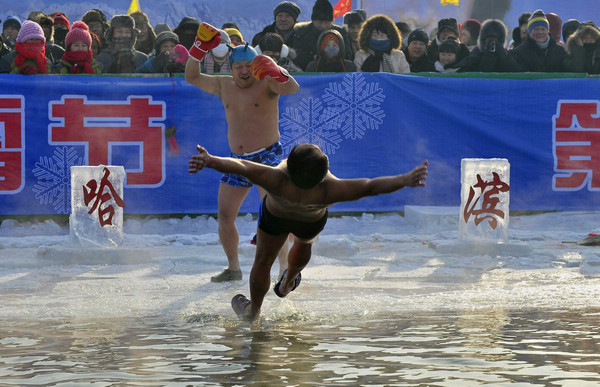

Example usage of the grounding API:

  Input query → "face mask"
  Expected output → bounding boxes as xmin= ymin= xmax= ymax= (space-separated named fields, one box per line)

xmin=369 ymin=38 xmax=391 ymax=52
xmin=323 ymin=45 xmax=340 ymax=59
xmin=212 ymin=43 xmax=229 ymax=58
xmin=54 ymin=28 xmax=67 ymax=43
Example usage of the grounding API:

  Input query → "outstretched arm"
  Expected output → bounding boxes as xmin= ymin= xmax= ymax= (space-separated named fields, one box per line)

xmin=325 ymin=161 xmax=428 ymax=203
xmin=188 ymin=145 xmax=283 ymax=191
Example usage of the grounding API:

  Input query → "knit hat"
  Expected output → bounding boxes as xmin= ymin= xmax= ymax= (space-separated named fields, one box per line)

xmin=224 ymin=28 xmax=243 ymax=43
xmin=274 ymin=1 xmax=301 ymax=22
xmin=527 ymin=10 xmax=549 ymax=35
xmin=111 ymin=14 xmax=135 ymax=30
xmin=462 ymin=19 xmax=481 ymax=41
xmin=16 ymin=20 xmax=45 ymax=43
xmin=437 ymin=18 xmax=459 ymax=37
xmin=154 ymin=23 xmax=171 ymax=35
xmin=154 ymin=31 xmax=179 ymax=52
xmin=311 ymin=0 xmax=334 ymax=22
xmin=65 ymin=21 xmax=92 ymax=49
xmin=229 ymin=42 xmax=257 ymax=64
xmin=3 ymin=16 xmax=21 ymax=31
xmin=407 ymin=28 xmax=429 ymax=45
xmin=439 ymin=37 xmax=460 ymax=54
xmin=53 ymin=13 xmax=70 ymax=30
xmin=258 ymin=33 xmax=284 ymax=53
xmin=343 ymin=11 xmax=364 ymax=25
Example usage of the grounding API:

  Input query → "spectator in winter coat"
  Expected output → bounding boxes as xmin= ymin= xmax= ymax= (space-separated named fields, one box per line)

xmin=457 ymin=19 xmax=519 ymax=73
xmin=343 ymin=10 xmax=365 ymax=57
xmin=255 ymin=32 xmax=303 ymax=73
xmin=290 ymin=0 xmax=353 ymax=70
xmin=131 ymin=11 xmax=156 ymax=55
xmin=136 ymin=31 xmax=188 ymax=74
xmin=461 ymin=19 xmax=481 ymax=51
xmin=252 ymin=1 xmax=301 ymax=47
xmin=427 ymin=18 xmax=470 ymax=65
xmin=306 ymin=29 xmax=356 ymax=72
xmin=2 ymin=16 xmax=21 ymax=51
xmin=508 ymin=12 xmax=531 ymax=49
xmin=562 ymin=19 xmax=581 ymax=45
xmin=434 ymin=38 xmax=461 ymax=73
xmin=37 ymin=14 xmax=65 ymax=72
xmin=563 ymin=22 xmax=600 ymax=74
xmin=201 ymin=30 xmax=231 ymax=74
xmin=402 ymin=28 xmax=434 ymax=72
xmin=4 ymin=20 xmax=51 ymax=74
xmin=354 ymin=14 xmax=410 ymax=73
xmin=82 ymin=9 xmax=110 ymax=49
xmin=59 ymin=21 xmax=102 ymax=74
xmin=510 ymin=10 xmax=566 ymax=73
xmin=96 ymin=14 xmax=148 ymax=73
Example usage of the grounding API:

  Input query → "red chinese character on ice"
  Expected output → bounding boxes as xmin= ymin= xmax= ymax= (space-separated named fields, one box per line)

xmin=83 ymin=167 xmax=125 ymax=227
xmin=463 ymin=172 xmax=510 ymax=230
xmin=49 ymin=96 xmax=165 ymax=187
xmin=553 ymin=101 xmax=600 ymax=191
xmin=0 ymin=96 xmax=25 ymax=193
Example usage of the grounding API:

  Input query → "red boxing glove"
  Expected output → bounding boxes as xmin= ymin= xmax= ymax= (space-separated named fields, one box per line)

xmin=188 ymin=22 xmax=221 ymax=62
xmin=251 ymin=55 xmax=289 ymax=82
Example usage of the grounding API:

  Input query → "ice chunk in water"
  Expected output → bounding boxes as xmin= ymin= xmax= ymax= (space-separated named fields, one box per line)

xmin=459 ymin=158 xmax=510 ymax=241
xmin=70 ymin=165 xmax=125 ymax=247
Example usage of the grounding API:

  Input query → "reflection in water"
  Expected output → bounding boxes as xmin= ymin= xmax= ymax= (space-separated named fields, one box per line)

xmin=1 ymin=308 xmax=600 ymax=385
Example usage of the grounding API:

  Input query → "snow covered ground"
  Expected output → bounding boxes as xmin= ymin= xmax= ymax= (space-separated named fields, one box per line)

xmin=0 ymin=209 xmax=599 ymax=323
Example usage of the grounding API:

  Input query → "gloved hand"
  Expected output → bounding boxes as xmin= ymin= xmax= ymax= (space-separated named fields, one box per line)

xmin=20 ymin=64 xmax=38 ymax=75
xmin=251 ymin=55 xmax=289 ymax=82
xmin=188 ymin=22 xmax=221 ymax=62
xmin=166 ymin=61 xmax=186 ymax=73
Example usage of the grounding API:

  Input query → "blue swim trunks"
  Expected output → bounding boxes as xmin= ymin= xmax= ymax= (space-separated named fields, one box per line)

xmin=220 ymin=141 xmax=283 ymax=188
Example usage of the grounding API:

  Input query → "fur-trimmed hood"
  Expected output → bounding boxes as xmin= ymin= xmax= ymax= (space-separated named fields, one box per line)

xmin=478 ymin=19 xmax=508 ymax=50
xmin=566 ymin=23 xmax=600 ymax=54
xmin=358 ymin=14 xmax=401 ymax=51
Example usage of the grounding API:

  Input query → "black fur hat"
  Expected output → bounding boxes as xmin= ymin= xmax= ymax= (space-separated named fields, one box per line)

xmin=478 ymin=19 xmax=507 ymax=50
xmin=437 ymin=18 xmax=459 ymax=37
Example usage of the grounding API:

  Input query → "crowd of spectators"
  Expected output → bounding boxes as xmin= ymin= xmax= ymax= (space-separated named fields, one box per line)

xmin=1 ymin=0 xmax=599 ymax=75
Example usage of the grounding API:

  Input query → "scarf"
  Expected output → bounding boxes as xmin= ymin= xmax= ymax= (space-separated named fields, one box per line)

xmin=362 ymin=49 xmax=394 ymax=73
xmin=62 ymin=51 xmax=95 ymax=74
xmin=14 ymin=42 xmax=48 ymax=74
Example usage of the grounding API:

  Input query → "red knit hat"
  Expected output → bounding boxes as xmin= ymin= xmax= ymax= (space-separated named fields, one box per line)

xmin=53 ymin=13 xmax=70 ymax=30
xmin=65 ymin=21 xmax=92 ymax=49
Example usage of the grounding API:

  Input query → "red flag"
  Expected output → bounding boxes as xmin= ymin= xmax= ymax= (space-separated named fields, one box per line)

xmin=333 ymin=0 xmax=352 ymax=18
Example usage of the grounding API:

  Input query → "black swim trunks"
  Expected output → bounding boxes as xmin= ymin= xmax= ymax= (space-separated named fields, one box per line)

xmin=258 ymin=197 xmax=328 ymax=240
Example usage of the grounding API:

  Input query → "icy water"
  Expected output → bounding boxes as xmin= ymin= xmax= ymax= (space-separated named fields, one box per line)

xmin=2 ymin=308 xmax=600 ymax=385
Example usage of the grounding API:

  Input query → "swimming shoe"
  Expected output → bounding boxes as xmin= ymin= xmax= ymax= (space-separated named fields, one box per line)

xmin=210 ymin=268 xmax=242 ymax=282
xmin=273 ymin=269 xmax=301 ymax=298
xmin=231 ymin=294 xmax=252 ymax=320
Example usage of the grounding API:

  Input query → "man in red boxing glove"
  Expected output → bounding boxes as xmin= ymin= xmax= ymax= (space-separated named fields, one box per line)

xmin=185 ymin=30 xmax=300 ymax=284
xmin=188 ymin=22 xmax=222 ymax=62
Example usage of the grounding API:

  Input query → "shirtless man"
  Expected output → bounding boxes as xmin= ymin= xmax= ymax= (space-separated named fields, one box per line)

xmin=189 ymin=143 xmax=429 ymax=321
xmin=185 ymin=23 xmax=299 ymax=282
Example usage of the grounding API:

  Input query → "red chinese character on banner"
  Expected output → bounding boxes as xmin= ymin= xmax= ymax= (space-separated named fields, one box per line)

xmin=49 ymin=96 xmax=165 ymax=187
xmin=553 ymin=101 xmax=600 ymax=191
xmin=463 ymin=172 xmax=510 ymax=230
xmin=83 ymin=167 xmax=125 ymax=227
xmin=0 ymin=96 xmax=25 ymax=193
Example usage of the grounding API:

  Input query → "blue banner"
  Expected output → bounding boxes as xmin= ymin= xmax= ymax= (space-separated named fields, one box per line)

xmin=1 ymin=72 xmax=599 ymax=215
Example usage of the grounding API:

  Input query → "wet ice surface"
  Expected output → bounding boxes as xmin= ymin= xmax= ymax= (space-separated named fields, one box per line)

xmin=1 ymin=211 xmax=600 ymax=384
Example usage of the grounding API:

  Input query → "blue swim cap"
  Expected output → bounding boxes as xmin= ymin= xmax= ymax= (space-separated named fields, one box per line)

xmin=228 ymin=42 xmax=257 ymax=65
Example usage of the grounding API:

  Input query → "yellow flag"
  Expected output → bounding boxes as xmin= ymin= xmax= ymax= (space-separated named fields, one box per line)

xmin=441 ymin=0 xmax=459 ymax=5
xmin=127 ymin=0 xmax=141 ymax=14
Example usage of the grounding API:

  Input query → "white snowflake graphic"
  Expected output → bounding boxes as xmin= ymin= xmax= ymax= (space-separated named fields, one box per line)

xmin=280 ymin=97 xmax=343 ymax=154
xmin=323 ymin=73 xmax=386 ymax=140
xmin=280 ymin=73 xmax=386 ymax=154
xmin=32 ymin=146 xmax=84 ymax=214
